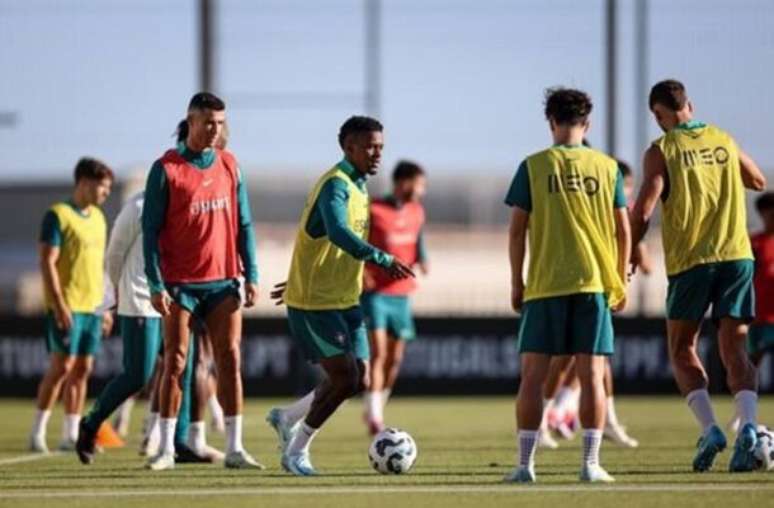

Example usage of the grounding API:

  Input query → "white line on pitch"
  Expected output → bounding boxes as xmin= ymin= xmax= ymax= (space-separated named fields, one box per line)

xmin=0 ymin=451 xmax=61 ymax=467
xmin=2 ymin=484 xmax=774 ymax=498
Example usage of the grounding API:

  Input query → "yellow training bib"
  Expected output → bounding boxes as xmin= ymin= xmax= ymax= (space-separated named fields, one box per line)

xmin=655 ymin=124 xmax=752 ymax=275
xmin=524 ymin=146 xmax=625 ymax=306
xmin=44 ymin=202 xmax=106 ymax=312
xmin=284 ymin=165 xmax=370 ymax=310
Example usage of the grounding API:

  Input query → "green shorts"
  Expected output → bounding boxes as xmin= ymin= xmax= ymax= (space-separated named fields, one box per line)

xmin=45 ymin=311 xmax=102 ymax=356
xmin=287 ymin=306 xmax=370 ymax=362
xmin=167 ymin=279 xmax=241 ymax=319
xmin=360 ymin=292 xmax=416 ymax=340
xmin=666 ymin=260 xmax=754 ymax=322
xmin=517 ymin=293 xmax=613 ymax=356
xmin=747 ymin=323 xmax=774 ymax=356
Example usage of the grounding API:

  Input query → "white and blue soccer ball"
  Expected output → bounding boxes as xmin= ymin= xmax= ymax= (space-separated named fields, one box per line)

xmin=754 ymin=425 xmax=774 ymax=471
xmin=368 ymin=428 xmax=418 ymax=474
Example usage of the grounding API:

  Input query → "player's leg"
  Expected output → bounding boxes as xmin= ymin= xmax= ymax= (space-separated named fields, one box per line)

xmin=506 ymin=352 xmax=550 ymax=483
xmin=77 ymin=316 xmax=161 ymax=464
xmin=668 ymin=319 xmax=726 ymax=471
xmin=147 ymin=303 xmax=193 ymax=469
xmin=30 ymin=353 xmax=74 ymax=452
xmin=60 ymin=354 xmax=94 ymax=450
xmin=198 ymin=333 xmax=225 ymax=433
xmin=539 ymin=355 xmax=573 ymax=447
xmin=378 ymin=295 xmax=414 ymax=422
xmin=184 ymin=329 xmax=224 ymax=461
xmin=719 ymin=318 xmax=758 ymax=471
xmin=204 ymin=295 xmax=262 ymax=469
xmin=713 ymin=259 xmax=758 ymax=471
xmin=172 ymin=329 xmax=210 ymax=463
xmin=602 ymin=358 xmax=638 ymax=447
xmin=666 ymin=263 xmax=726 ymax=471
xmin=552 ymin=365 xmax=581 ymax=439
xmin=382 ymin=335 xmax=406 ymax=395
xmin=282 ymin=307 xmax=368 ymax=475
xmin=570 ymin=293 xmax=615 ymax=482
xmin=140 ymin=354 xmax=163 ymax=456
xmin=364 ymin=328 xmax=388 ymax=434
xmin=283 ymin=353 xmax=362 ymax=475
xmin=576 ymin=353 xmax=614 ymax=482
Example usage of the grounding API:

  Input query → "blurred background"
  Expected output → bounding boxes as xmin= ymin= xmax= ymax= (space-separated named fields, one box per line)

xmin=1 ymin=0 xmax=773 ymax=395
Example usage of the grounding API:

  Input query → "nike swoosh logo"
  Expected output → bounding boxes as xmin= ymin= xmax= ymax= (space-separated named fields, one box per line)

xmin=203 ymin=179 xmax=213 ymax=186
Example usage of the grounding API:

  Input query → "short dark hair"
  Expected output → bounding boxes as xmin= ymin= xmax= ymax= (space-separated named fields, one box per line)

xmin=756 ymin=192 xmax=774 ymax=212
xmin=175 ymin=119 xmax=188 ymax=143
xmin=74 ymin=157 xmax=113 ymax=183
xmin=649 ymin=79 xmax=688 ymax=111
xmin=392 ymin=160 xmax=425 ymax=183
xmin=338 ymin=115 xmax=383 ymax=149
xmin=188 ymin=91 xmax=225 ymax=112
xmin=617 ymin=159 xmax=632 ymax=178
xmin=544 ymin=87 xmax=593 ymax=126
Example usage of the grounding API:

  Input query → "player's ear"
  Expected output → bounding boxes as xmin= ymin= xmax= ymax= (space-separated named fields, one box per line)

xmin=583 ymin=119 xmax=591 ymax=134
xmin=686 ymin=100 xmax=694 ymax=115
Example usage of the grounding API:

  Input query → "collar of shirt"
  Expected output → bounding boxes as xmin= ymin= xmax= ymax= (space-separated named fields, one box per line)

xmin=177 ymin=141 xmax=216 ymax=169
xmin=675 ymin=120 xmax=707 ymax=130
xmin=551 ymin=143 xmax=585 ymax=149
xmin=382 ymin=193 xmax=405 ymax=209
xmin=337 ymin=158 xmax=368 ymax=191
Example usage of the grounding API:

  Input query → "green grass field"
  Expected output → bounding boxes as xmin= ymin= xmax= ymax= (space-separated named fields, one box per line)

xmin=0 ymin=397 xmax=772 ymax=508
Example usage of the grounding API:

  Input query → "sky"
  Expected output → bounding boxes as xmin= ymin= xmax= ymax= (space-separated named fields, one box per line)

xmin=1 ymin=0 xmax=773 ymax=181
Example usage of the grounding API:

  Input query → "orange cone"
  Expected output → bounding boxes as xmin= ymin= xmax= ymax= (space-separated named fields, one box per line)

xmin=95 ymin=421 xmax=126 ymax=448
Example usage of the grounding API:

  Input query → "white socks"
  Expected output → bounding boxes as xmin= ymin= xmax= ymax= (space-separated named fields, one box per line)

xmin=224 ymin=415 xmax=244 ymax=454
xmin=582 ymin=429 xmax=603 ymax=467
xmin=145 ymin=412 xmax=160 ymax=442
xmin=208 ymin=395 xmax=224 ymax=427
xmin=606 ymin=396 xmax=619 ymax=427
xmin=686 ymin=389 xmax=718 ymax=435
xmin=734 ymin=390 xmax=758 ymax=428
xmin=31 ymin=409 xmax=51 ymax=439
xmin=286 ymin=422 xmax=318 ymax=456
xmin=540 ymin=399 xmax=553 ymax=430
xmin=281 ymin=391 xmax=315 ymax=425
xmin=366 ymin=391 xmax=384 ymax=422
xmin=517 ymin=430 xmax=538 ymax=470
xmin=382 ymin=388 xmax=392 ymax=407
xmin=62 ymin=414 xmax=80 ymax=442
xmin=188 ymin=421 xmax=207 ymax=452
xmin=159 ymin=418 xmax=177 ymax=455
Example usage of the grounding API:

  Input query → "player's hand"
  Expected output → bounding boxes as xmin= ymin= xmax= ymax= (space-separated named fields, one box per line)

xmin=151 ymin=291 xmax=172 ymax=316
xmin=363 ymin=270 xmax=376 ymax=291
xmin=611 ymin=295 xmax=627 ymax=313
xmin=54 ymin=303 xmax=73 ymax=331
xmin=386 ymin=259 xmax=415 ymax=280
xmin=101 ymin=311 xmax=114 ymax=338
xmin=511 ymin=283 xmax=524 ymax=313
xmin=418 ymin=260 xmax=430 ymax=276
xmin=270 ymin=281 xmax=287 ymax=306
xmin=244 ymin=282 xmax=259 ymax=308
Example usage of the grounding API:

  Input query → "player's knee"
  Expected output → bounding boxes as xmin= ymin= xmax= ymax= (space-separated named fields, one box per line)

xmin=163 ymin=353 xmax=187 ymax=379
xmin=216 ymin=346 xmax=240 ymax=375
xmin=70 ymin=364 xmax=91 ymax=380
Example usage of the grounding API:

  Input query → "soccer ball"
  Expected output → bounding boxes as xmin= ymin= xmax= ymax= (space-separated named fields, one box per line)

xmin=753 ymin=425 xmax=774 ymax=471
xmin=368 ymin=428 xmax=417 ymax=474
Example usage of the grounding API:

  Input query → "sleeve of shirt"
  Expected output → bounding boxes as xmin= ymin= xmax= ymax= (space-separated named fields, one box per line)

xmin=106 ymin=198 xmax=140 ymax=289
xmin=318 ymin=178 xmax=393 ymax=268
xmin=613 ymin=164 xmax=627 ymax=209
xmin=141 ymin=161 xmax=168 ymax=294
xmin=39 ymin=210 xmax=62 ymax=246
xmin=504 ymin=160 xmax=531 ymax=212
xmin=416 ymin=229 xmax=428 ymax=263
xmin=236 ymin=168 xmax=259 ymax=284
